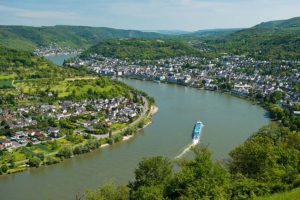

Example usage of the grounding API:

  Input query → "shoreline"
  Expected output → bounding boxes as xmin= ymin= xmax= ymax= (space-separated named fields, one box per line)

xmin=120 ymin=105 xmax=159 ymax=142
xmin=124 ymin=77 xmax=265 ymax=109
xmin=1 ymin=100 xmax=158 ymax=176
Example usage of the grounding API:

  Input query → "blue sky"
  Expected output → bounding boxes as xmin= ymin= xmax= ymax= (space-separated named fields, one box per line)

xmin=0 ymin=0 xmax=299 ymax=31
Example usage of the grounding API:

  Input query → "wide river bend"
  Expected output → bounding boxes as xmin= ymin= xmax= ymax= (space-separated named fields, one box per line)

xmin=0 ymin=56 xmax=269 ymax=200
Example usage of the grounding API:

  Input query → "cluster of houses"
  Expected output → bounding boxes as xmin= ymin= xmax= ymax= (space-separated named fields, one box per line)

xmin=0 ymin=97 xmax=144 ymax=150
xmin=65 ymin=54 xmax=300 ymax=108
xmin=34 ymin=44 xmax=83 ymax=57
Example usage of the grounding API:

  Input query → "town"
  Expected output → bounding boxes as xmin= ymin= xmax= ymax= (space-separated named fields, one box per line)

xmin=34 ymin=43 xmax=83 ymax=57
xmin=0 ymin=96 xmax=144 ymax=150
xmin=65 ymin=54 xmax=300 ymax=108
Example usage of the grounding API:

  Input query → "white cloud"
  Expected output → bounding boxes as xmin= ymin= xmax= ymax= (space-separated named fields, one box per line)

xmin=0 ymin=0 xmax=299 ymax=30
xmin=0 ymin=4 xmax=79 ymax=20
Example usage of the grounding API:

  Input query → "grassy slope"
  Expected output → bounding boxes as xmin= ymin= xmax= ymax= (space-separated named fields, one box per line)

xmin=0 ymin=45 xmax=84 ymax=81
xmin=255 ymin=188 xmax=300 ymax=200
xmin=81 ymin=38 xmax=200 ymax=60
xmin=0 ymin=45 xmax=132 ymax=105
xmin=0 ymin=25 xmax=163 ymax=51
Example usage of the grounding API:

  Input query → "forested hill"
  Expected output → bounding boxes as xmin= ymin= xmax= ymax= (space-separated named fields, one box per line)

xmin=207 ymin=17 xmax=300 ymax=60
xmin=0 ymin=45 xmax=85 ymax=80
xmin=0 ymin=25 xmax=163 ymax=51
xmin=81 ymin=38 xmax=200 ymax=60
xmin=0 ymin=45 xmax=135 ymax=104
xmin=253 ymin=17 xmax=300 ymax=29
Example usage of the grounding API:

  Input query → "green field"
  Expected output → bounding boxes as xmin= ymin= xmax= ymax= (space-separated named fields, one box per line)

xmin=255 ymin=188 xmax=300 ymax=200
xmin=14 ymin=76 xmax=131 ymax=102
xmin=0 ymin=74 xmax=16 ymax=80
xmin=0 ymin=79 xmax=13 ymax=89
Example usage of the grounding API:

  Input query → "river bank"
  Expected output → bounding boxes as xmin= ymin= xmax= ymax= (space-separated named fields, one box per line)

xmin=0 ymin=97 xmax=157 ymax=176
xmin=126 ymin=77 xmax=263 ymax=106
xmin=0 ymin=55 xmax=270 ymax=200
xmin=119 ymin=105 xmax=159 ymax=142
xmin=0 ymin=78 xmax=269 ymax=200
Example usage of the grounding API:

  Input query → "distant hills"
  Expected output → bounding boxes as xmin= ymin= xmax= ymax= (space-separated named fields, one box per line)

xmin=0 ymin=25 xmax=162 ymax=51
xmin=0 ymin=17 xmax=300 ymax=60
xmin=80 ymin=17 xmax=300 ymax=61
xmin=147 ymin=29 xmax=242 ymax=37
xmin=253 ymin=17 xmax=300 ymax=29
xmin=81 ymin=38 xmax=200 ymax=61
xmin=186 ymin=28 xmax=242 ymax=37
xmin=207 ymin=17 xmax=300 ymax=59
xmin=145 ymin=30 xmax=191 ymax=35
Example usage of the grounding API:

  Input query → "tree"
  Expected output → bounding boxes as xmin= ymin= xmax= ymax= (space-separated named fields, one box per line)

xmin=57 ymin=147 xmax=73 ymax=159
xmin=45 ymin=156 xmax=60 ymax=165
xmin=228 ymin=124 xmax=300 ymax=195
xmin=85 ymin=182 xmax=129 ymax=200
xmin=129 ymin=156 xmax=172 ymax=199
xmin=270 ymin=91 xmax=284 ymax=103
xmin=26 ymin=141 xmax=33 ymax=147
xmin=8 ymin=158 xmax=15 ymax=168
xmin=130 ymin=186 xmax=163 ymax=200
xmin=28 ymin=157 xmax=41 ymax=167
xmin=269 ymin=104 xmax=284 ymax=120
xmin=165 ymin=147 xmax=229 ymax=199
xmin=1 ymin=164 xmax=8 ymax=173
xmin=137 ymin=121 xmax=144 ymax=129
xmin=36 ymin=152 xmax=45 ymax=161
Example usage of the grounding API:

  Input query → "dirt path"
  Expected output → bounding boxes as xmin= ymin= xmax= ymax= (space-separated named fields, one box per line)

xmin=12 ymin=80 xmax=20 ymax=92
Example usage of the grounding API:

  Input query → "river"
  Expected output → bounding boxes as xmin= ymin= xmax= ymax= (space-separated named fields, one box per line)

xmin=44 ymin=53 xmax=78 ymax=65
xmin=0 ymin=55 xmax=269 ymax=200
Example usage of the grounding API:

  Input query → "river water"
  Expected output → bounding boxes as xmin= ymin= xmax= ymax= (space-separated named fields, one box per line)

xmin=0 ymin=55 xmax=269 ymax=200
xmin=45 ymin=53 xmax=78 ymax=65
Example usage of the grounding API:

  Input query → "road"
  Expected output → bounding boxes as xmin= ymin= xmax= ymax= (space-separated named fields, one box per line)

xmin=92 ymin=96 xmax=149 ymax=139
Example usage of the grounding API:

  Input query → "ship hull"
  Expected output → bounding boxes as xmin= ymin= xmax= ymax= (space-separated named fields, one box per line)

xmin=192 ymin=121 xmax=203 ymax=143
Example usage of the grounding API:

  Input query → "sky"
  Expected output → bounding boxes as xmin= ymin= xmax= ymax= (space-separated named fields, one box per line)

xmin=0 ymin=0 xmax=299 ymax=31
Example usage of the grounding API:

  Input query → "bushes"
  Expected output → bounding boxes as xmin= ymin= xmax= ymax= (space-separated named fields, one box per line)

xmin=86 ymin=182 xmax=129 ymax=200
xmin=36 ymin=152 xmax=45 ymax=161
xmin=124 ymin=127 xmax=136 ymax=136
xmin=137 ymin=121 xmax=145 ymax=129
xmin=1 ymin=164 xmax=8 ymax=173
xmin=228 ymin=124 xmax=300 ymax=196
xmin=57 ymin=147 xmax=73 ymax=159
xmin=28 ymin=157 xmax=41 ymax=167
xmin=85 ymin=139 xmax=101 ymax=150
xmin=130 ymin=156 xmax=173 ymax=189
xmin=165 ymin=147 xmax=230 ymax=199
xmin=55 ymin=141 xmax=98 ymax=159
xmin=112 ymin=135 xmax=123 ymax=143
xmin=45 ymin=156 xmax=60 ymax=165
xmin=73 ymin=145 xmax=89 ymax=155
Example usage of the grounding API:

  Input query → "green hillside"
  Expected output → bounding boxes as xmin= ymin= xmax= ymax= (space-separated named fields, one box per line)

xmin=0 ymin=25 xmax=163 ymax=51
xmin=0 ymin=45 xmax=137 ymax=106
xmin=0 ymin=45 xmax=84 ymax=81
xmin=255 ymin=188 xmax=300 ymax=200
xmin=254 ymin=17 xmax=300 ymax=29
xmin=207 ymin=17 xmax=300 ymax=60
xmin=81 ymin=38 xmax=200 ymax=60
